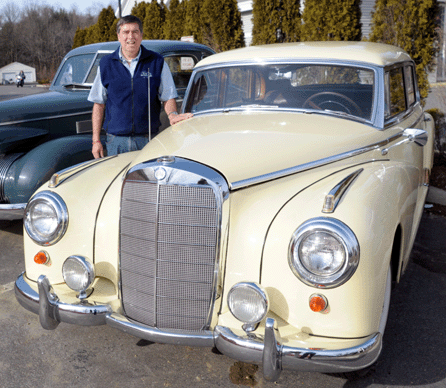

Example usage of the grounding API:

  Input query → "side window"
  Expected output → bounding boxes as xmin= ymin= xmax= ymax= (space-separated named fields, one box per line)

xmin=164 ymin=55 xmax=198 ymax=99
xmin=385 ymin=67 xmax=406 ymax=118
xmin=404 ymin=65 xmax=416 ymax=107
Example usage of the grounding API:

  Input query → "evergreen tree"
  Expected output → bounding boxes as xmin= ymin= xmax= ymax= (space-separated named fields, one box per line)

xmin=164 ymin=0 xmax=185 ymax=40
xmin=203 ymin=0 xmax=245 ymax=52
xmin=183 ymin=0 xmax=210 ymax=44
xmin=72 ymin=26 xmax=86 ymax=48
xmin=131 ymin=1 xmax=148 ymax=22
xmin=369 ymin=0 xmax=438 ymax=100
xmin=143 ymin=0 xmax=166 ymax=39
xmin=281 ymin=0 xmax=301 ymax=43
xmin=301 ymin=0 xmax=361 ymax=41
xmin=252 ymin=0 xmax=282 ymax=45
xmin=252 ymin=0 xmax=301 ymax=45
xmin=96 ymin=6 xmax=117 ymax=42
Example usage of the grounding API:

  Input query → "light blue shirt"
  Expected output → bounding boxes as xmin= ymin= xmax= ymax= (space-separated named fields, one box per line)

xmin=88 ymin=47 xmax=178 ymax=105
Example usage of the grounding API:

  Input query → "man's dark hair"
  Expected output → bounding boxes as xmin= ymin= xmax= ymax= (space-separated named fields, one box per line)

xmin=117 ymin=15 xmax=143 ymax=35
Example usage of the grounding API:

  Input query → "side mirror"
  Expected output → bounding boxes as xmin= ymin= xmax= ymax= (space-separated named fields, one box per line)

xmin=382 ymin=128 xmax=428 ymax=155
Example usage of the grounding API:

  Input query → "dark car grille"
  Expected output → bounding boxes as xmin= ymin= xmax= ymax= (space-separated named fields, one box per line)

xmin=0 ymin=153 xmax=23 ymax=202
xmin=120 ymin=168 xmax=221 ymax=331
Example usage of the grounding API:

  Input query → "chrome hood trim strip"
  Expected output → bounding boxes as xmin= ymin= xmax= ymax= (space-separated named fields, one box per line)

xmin=0 ymin=110 xmax=92 ymax=127
xmin=231 ymin=132 xmax=402 ymax=191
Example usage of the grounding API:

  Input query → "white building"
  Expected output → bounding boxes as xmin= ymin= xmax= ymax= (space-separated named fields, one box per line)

xmin=0 ymin=62 xmax=36 ymax=85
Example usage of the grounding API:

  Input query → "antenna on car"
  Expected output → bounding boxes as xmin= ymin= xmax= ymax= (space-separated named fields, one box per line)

xmin=148 ymin=71 xmax=151 ymax=142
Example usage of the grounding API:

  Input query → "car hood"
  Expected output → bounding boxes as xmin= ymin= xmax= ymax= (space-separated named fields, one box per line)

xmin=0 ymin=90 xmax=92 ymax=125
xmin=131 ymin=111 xmax=385 ymax=187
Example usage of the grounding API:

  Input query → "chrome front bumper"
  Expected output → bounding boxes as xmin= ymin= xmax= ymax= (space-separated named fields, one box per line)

xmin=15 ymin=273 xmax=382 ymax=381
xmin=0 ymin=203 xmax=26 ymax=220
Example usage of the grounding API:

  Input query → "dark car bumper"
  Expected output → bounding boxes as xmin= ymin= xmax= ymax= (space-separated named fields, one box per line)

xmin=15 ymin=273 xmax=382 ymax=381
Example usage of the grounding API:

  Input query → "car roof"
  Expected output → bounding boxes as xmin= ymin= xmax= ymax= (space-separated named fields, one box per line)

xmin=66 ymin=40 xmax=214 ymax=56
xmin=195 ymin=41 xmax=412 ymax=68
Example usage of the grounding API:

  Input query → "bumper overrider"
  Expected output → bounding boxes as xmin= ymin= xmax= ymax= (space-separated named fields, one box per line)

xmin=15 ymin=273 xmax=382 ymax=381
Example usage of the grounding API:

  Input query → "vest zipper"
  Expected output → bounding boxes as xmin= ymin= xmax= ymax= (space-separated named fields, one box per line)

xmin=131 ymin=76 xmax=135 ymax=135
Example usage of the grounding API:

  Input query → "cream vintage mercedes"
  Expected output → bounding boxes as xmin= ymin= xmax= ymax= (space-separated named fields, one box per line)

xmin=15 ymin=42 xmax=434 ymax=381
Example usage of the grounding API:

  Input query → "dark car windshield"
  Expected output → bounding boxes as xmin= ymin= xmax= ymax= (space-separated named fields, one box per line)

xmin=53 ymin=52 xmax=110 ymax=87
xmin=52 ymin=52 xmax=199 ymax=98
xmin=185 ymin=64 xmax=375 ymax=121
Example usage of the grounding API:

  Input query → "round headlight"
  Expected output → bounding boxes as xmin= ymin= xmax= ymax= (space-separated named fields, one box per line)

xmin=227 ymin=282 xmax=269 ymax=325
xmin=24 ymin=191 xmax=68 ymax=246
xmin=289 ymin=217 xmax=359 ymax=288
xmin=62 ymin=256 xmax=95 ymax=296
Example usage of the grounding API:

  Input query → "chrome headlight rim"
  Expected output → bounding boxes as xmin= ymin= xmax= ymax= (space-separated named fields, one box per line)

xmin=227 ymin=282 xmax=269 ymax=325
xmin=288 ymin=217 xmax=359 ymax=289
xmin=24 ymin=191 xmax=68 ymax=246
xmin=62 ymin=255 xmax=95 ymax=294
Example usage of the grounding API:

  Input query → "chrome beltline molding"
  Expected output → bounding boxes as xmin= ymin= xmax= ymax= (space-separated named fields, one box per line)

xmin=0 ymin=110 xmax=92 ymax=127
xmin=231 ymin=132 xmax=402 ymax=191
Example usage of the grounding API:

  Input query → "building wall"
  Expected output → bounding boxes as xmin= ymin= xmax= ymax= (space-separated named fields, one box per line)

xmin=0 ymin=62 xmax=36 ymax=84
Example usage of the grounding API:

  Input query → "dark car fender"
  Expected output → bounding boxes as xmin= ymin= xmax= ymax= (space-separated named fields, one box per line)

xmin=4 ymin=135 xmax=94 ymax=204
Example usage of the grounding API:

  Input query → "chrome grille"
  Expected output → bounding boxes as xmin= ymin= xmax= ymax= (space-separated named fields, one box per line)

xmin=0 ymin=153 xmax=23 ymax=202
xmin=120 ymin=159 xmax=225 ymax=331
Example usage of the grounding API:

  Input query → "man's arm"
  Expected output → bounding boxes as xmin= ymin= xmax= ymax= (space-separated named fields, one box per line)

xmin=164 ymin=98 xmax=193 ymax=125
xmin=92 ymin=103 xmax=105 ymax=158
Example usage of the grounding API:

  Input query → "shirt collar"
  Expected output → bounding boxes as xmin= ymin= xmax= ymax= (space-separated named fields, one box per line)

xmin=118 ymin=47 xmax=141 ymax=64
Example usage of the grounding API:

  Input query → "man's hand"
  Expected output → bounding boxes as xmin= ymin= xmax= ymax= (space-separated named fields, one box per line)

xmin=92 ymin=141 xmax=104 ymax=159
xmin=169 ymin=112 xmax=193 ymax=126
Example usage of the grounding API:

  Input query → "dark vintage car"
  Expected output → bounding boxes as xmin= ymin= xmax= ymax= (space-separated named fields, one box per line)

xmin=0 ymin=40 xmax=214 ymax=220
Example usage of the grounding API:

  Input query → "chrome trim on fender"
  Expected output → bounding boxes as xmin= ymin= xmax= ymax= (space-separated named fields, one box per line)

xmin=0 ymin=110 xmax=92 ymax=127
xmin=48 ymin=155 xmax=118 ymax=188
xmin=322 ymin=169 xmax=364 ymax=213
xmin=0 ymin=203 xmax=26 ymax=220
xmin=231 ymin=133 xmax=401 ymax=190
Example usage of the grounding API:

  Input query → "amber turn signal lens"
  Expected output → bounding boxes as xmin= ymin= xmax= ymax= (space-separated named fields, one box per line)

xmin=34 ymin=251 xmax=49 ymax=265
xmin=309 ymin=294 xmax=328 ymax=313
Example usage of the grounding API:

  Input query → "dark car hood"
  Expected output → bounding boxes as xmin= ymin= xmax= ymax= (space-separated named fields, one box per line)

xmin=0 ymin=126 xmax=49 ymax=153
xmin=0 ymin=89 xmax=93 ymax=125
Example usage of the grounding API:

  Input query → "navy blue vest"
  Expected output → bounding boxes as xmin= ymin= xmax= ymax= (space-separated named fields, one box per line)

xmin=100 ymin=46 xmax=164 ymax=136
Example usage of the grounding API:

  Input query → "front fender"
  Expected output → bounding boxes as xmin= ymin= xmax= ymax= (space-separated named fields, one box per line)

xmin=4 ymin=135 xmax=94 ymax=204
xmin=261 ymin=160 xmax=418 ymax=339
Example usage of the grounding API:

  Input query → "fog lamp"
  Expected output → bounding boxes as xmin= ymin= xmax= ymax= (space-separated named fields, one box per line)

xmin=62 ymin=255 xmax=95 ymax=300
xmin=228 ymin=282 xmax=269 ymax=329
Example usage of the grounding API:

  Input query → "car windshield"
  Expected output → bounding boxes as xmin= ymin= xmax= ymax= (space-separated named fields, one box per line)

xmin=52 ymin=52 xmax=199 ymax=97
xmin=52 ymin=52 xmax=110 ymax=87
xmin=185 ymin=63 xmax=375 ymax=121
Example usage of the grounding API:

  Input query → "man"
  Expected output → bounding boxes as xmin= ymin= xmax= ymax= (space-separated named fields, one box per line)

xmin=88 ymin=15 xmax=192 ymax=158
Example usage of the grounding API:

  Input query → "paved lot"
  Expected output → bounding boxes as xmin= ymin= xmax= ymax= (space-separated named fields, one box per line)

xmin=1 ymin=83 xmax=446 ymax=388
xmin=1 ymin=213 xmax=446 ymax=388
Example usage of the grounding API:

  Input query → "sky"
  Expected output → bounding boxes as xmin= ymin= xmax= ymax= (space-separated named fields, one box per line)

xmin=14 ymin=0 xmax=114 ymax=15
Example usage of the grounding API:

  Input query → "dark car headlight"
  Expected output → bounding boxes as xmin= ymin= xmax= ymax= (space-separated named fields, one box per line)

xmin=24 ymin=191 xmax=68 ymax=246
xmin=288 ymin=217 xmax=359 ymax=288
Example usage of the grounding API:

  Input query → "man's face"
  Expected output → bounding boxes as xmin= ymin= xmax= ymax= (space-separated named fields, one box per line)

xmin=117 ymin=22 xmax=143 ymax=58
